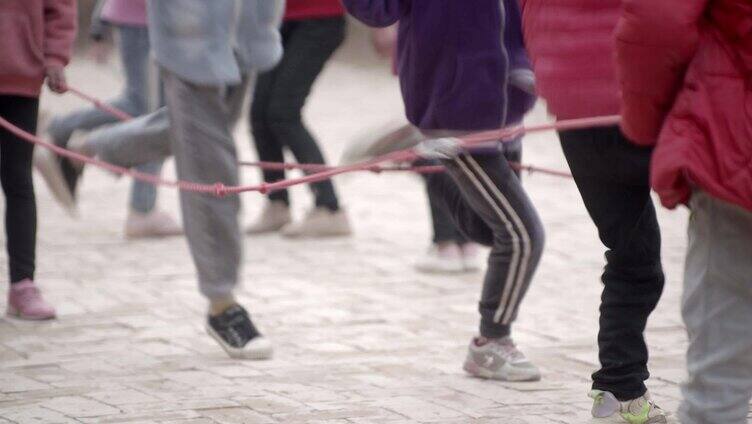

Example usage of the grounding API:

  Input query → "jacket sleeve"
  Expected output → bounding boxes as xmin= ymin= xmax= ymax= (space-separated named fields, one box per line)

xmin=43 ymin=0 xmax=78 ymax=68
xmin=342 ymin=0 xmax=404 ymax=27
xmin=615 ymin=0 xmax=709 ymax=145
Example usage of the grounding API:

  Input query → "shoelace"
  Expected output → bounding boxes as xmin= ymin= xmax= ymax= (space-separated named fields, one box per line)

xmin=491 ymin=340 xmax=525 ymax=363
xmin=592 ymin=392 xmax=606 ymax=407
xmin=222 ymin=309 xmax=254 ymax=347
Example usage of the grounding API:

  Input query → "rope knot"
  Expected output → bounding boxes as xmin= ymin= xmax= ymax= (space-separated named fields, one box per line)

xmin=258 ymin=183 xmax=269 ymax=195
xmin=213 ymin=183 xmax=228 ymax=198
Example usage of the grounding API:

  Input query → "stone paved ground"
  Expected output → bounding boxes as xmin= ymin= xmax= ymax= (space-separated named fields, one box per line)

xmin=1 ymin=27 xmax=746 ymax=424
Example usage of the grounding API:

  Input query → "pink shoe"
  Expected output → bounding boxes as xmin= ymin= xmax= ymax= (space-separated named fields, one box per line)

xmin=7 ymin=280 xmax=56 ymax=320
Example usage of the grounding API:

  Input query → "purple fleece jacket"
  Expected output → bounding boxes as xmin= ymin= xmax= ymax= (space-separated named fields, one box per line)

xmin=343 ymin=0 xmax=535 ymax=131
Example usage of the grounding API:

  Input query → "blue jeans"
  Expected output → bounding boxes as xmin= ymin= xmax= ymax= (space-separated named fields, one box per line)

xmin=47 ymin=25 xmax=162 ymax=213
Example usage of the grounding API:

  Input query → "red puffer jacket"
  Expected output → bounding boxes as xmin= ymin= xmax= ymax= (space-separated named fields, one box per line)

xmin=285 ymin=0 xmax=345 ymax=21
xmin=520 ymin=0 xmax=622 ymax=120
xmin=616 ymin=0 xmax=752 ymax=211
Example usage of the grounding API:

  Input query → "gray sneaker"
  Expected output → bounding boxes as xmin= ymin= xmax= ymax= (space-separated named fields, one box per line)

xmin=246 ymin=201 xmax=292 ymax=235
xmin=463 ymin=336 xmax=541 ymax=382
xmin=340 ymin=124 xmax=424 ymax=164
xmin=589 ymin=390 xmax=668 ymax=423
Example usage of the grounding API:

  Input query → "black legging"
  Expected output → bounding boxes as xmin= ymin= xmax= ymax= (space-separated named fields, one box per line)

xmin=250 ymin=17 xmax=346 ymax=211
xmin=0 ymin=95 xmax=38 ymax=284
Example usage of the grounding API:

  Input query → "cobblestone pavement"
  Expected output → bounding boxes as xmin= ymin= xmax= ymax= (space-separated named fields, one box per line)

xmin=1 ymin=30 xmax=746 ymax=424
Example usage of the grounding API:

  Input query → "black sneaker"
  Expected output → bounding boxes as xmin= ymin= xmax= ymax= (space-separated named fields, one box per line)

xmin=60 ymin=157 xmax=82 ymax=198
xmin=33 ymin=148 xmax=77 ymax=214
xmin=206 ymin=305 xmax=273 ymax=360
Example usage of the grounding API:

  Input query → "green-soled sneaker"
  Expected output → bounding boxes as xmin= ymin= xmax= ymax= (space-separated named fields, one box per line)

xmin=589 ymin=390 xmax=668 ymax=423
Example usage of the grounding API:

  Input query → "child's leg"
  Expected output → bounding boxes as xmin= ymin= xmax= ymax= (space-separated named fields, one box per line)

xmin=48 ymin=25 xmax=152 ymax=145
xmin=416 ymin=159 xmax=468 ymax=246
xmin=261 ymin=18 xmax=346 ymax=212
xmin=427 ymin=188 xmax=467 ymax=245
xmin=428 ymin=150 xmax=545 ymax=337
xmin=250 ymin=60 xmax=289 ymax=206
xmin=0 ymin=95 xmax=38 ymax=284
xmin=559 ymin=126 xmax=665 ymax=401
xmin=680 ymin=191 xmax=752 ymax=424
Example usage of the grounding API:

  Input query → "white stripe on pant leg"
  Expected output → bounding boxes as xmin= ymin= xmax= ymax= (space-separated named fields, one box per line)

xmin=465 ymin=155 xmax=532 ymax=324
xmin=454 ymin=155 xmax=522 ymax=325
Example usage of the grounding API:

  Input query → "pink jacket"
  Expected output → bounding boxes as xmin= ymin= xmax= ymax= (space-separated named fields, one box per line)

xmin=520 ymin=0 xmax=621 ymax=120
xmin=0 ymin=0 xmax=77 ymax=97
xmin=101 ymin=0 xmax=147 ymax=27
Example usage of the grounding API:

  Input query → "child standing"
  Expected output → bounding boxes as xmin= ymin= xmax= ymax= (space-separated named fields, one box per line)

xmin=0 ymin=0 xmax=76 ymax=319
xmin=521 ymin=0 xmax=669 ymax=421
xmin=616 ymin=1 xmax=752 ymax=422
xmin=247 ymin=0 xmax=352 ymax=238
xmin=344 ymin=0 xmax=546 ymax=381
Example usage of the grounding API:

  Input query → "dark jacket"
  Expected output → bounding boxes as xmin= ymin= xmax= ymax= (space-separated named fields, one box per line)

xmin=343 ymin=0 xmax=535 ymax=131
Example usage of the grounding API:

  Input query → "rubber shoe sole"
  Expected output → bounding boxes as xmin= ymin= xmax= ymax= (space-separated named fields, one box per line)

xmin=463 ymin=359 xmax=542 ymax=382
xmin=6 ymin=305 xmax=56 ymax=321
xmin=205 ymin=323 xmax=273 ymax=360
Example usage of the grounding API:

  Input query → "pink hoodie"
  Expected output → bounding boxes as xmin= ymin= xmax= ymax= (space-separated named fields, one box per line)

xmin=0 ymin=0 xmax=77 ymax=97
xmin=100 ymin=0 xmax=147 ymax=27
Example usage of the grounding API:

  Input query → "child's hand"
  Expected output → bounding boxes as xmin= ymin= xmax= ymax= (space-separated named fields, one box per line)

xmin=371 ymin=26 xmax=398 ymax=59
xmin=45 ymin=65 xmax=68 ymax=93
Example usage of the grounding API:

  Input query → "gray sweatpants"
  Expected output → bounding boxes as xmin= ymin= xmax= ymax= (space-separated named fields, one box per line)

xmin=92 ymin=80 xmax=248 ymax=170
xmin=163 ymin=70 xmax=250 ymax=300
xmin=92 ymin=108 xmax=172 ymax=168
xmin=679 ymin=191 xmax=752 ymax=424
xmin=91 ymin=70 xmax=249 ymax=300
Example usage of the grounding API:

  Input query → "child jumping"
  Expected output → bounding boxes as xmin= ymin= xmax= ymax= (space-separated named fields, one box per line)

xmin=0 ymin=0 xmax=76 ymax=319
xmin=343 ymin=0 xmax=546 ymax=381
xmin=37 ymin=0 xmax=182 ymax=239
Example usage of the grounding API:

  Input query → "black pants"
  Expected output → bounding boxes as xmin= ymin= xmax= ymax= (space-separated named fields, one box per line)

xmin=422 ymin=144 xmax=522 ymax=245
xmin=251 ymin=17 xmax=346 ymax=211
xmin=0 ymin=95 xmax=38 ymax=284
xmin=559 ymin=126 xmax=665 ymax=401
xmin=426 ymin=149 xmax=545 ymax=338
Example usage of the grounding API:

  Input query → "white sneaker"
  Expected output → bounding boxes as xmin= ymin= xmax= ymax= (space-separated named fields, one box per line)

xmin=124 ymin=210 xmax=183 ymax=239
xmin=280 ymin=207 xmax=352 ymax=239
xmin=589 ymin=390 xmax=668 ymax=423
xmin=415 ymin=243 xmax=466 ymax=274
xmin=463 ymin=336 xmax=541 ymax=382
xmin=340 ymin=123 xmax=424 ymax=165
xmin=246 ymin=200 xmax=292 ymax=235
